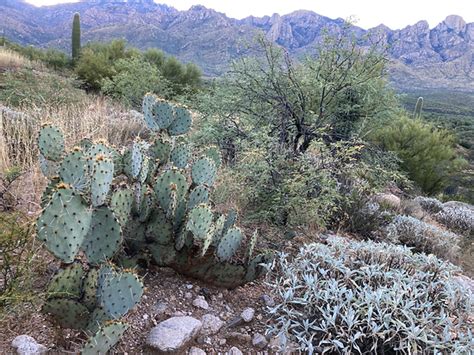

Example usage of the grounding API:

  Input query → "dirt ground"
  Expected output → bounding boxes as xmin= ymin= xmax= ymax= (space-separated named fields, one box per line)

xmin=0 ymin=255 xmax=283 ymax=354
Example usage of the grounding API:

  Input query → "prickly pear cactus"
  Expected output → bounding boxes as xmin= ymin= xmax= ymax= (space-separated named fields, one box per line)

xmin=37 ymin=186 xmax=92 ymax=263
xmin=81 ymin=322 xmax=128 ymax=355
xmin=36 ymin=94 xmax=271 ymax=351
xmin=38 ymin=124 xmax=65 ymax=162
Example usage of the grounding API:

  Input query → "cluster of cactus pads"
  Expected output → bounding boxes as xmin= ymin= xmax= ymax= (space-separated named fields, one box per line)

xmin=36 ymin=94 xmax=270 ymax=352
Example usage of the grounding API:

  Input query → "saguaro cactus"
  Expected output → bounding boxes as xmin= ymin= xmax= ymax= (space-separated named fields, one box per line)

xmin=413 ymin=97 xmax=423 ymax=119
xmin=72 ymin=12 xmax=81 ymax=62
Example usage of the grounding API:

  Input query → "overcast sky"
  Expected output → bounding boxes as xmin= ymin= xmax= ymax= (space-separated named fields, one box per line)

xmin=24 ymin=0 xmax=474 ymax=30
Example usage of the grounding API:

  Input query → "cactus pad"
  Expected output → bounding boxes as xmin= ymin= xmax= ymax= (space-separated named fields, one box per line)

xmin=43 ymin=299 xmax=90 ymax=329
xmin=187 ymin=185 xmax=210 ymax=210
xmin=38 ymin=124 xmax=65 ymax=162
xmin=202 ymin=146 xmax=222 ymax=169
xmin=110 ymin=188 xmax=134 ymax=226
xmin=47 ymin=263 xmax=84 ymax=299
xmin=37 ymin=188 xmax=92 ymax=263
xmin=82 ymin=207 xmax=122 ymax=265
xmin=145 ymin=209 xmax=173 ymax=245
xmin=191 ymin=157 xmax=217 ymax=186
xmin=98 ymin=269 xmax=143 ymax=319
xmin=154 ymin=169 xmax=188 ymax=212
xmin=81 ymin=322 xmax=128 ymax=355
xmin=186 ymin=204 xmax=214 ymax=241
xmin=153 ymin=99 xmax=175 ymax=129
xmin=39 ymin=154 xmax=59 ymax=178
xmin=149 ymin=136 xmax=171 ymax=164
xmin=246 ymin=229 xmax=258 ymax=262
xmin=148 ymin=243 xmax=177 ymax=265
xmin=217 ymin=227 xmax=243 ymax=262
xmin=170 ymin=140 xmax=191 ymax=169
xmin=91 ymin=155 xmax=114 ymax=207
xmin=82 ymin=268 xmax=99 ymax=310
xmin=59 ymin=149 xmax=88 ymax=188
xmin=142 ymin=93 xmax=160 ymax=131
xmin=168 ymin=106 xmax=192 ymax=136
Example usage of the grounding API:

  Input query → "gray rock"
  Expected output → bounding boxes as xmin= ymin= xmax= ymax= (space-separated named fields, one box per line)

xmin=189 ymin=346 xmax=206 ymax=355
xmin=147 ymin=316 xmax=202 ymax=352
xmin=185 ymin=292 xmax=193 ymax=299
xmin=153 ymin=301 xmax=168 ymax=315
xmin=193 ymin=296 xmax=209 ymax=310
xmin=252 ymin=333 xmax=268 ymax=349
xmin=260 ymin=294 xmax=275 ymax=307
xmin=11 ymin=335 xmax=47 ymax=355
xmin=225 ymin=332 xmax=252 ymax=342
xmin=228 ymin=346 xmax=243 ymax=355
xmin=240 ymin=307 xmax=255 ymax=322
xmin=201 ymin=314 xmax=224 ymax=335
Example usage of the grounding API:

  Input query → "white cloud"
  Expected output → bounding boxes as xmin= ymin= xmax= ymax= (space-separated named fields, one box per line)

xmin=25 ymin=0 xmax=474 ymax=29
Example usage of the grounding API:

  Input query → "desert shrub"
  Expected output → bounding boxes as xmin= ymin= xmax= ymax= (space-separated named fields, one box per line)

xmin=434 ymin=202 xmax=474 ymax=236
xmin=101 ymin=57 xmax=170 ymax=107
xmin=5 ymin=40 xmax=69 ymax=70
xmin=386 ymin=215 xmax=460 ymax=262
xmin=0 ymin=213 xmax=39 ymax=308
xmin=0 ymin=68 xmax=86 ymax=108
xmin=267 ymin=236 xmax=473 ymax=354
xmin=413 ymin=196 xmax=444 ymax=214
xmin=75 ymin=40 xmax=201 ymax=97
xmin=370 ymin=115 xmax=465 ymax=195
xmin=334 ymin=190 xmax=394 ymax=238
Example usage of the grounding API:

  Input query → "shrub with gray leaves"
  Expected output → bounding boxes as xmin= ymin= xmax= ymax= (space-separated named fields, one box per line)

xmin=266 ymin=237 xmax=472 ymax=354
xmin=413 ymin=196 xmax=443 ymax=214
xmin=434 ymin=203 xmax=474 ymax=236
xmin=386 ymin=215 xmax=460 ymax=262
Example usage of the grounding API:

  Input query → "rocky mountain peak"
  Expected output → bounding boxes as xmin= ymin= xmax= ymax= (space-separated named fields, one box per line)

xmin=443 ymin=15 xmax=466 ymax=33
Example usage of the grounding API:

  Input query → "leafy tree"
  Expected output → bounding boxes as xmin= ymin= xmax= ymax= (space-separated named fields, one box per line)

xmin=370 ymin=115 xmax=465 ymax=194
xmin=192 ymin=31 xmax=401 ymax=228
xmin=71 ymin=13 xmax=81 ymax=62
xmin=101 ymin=57 xmax=170 ymax=107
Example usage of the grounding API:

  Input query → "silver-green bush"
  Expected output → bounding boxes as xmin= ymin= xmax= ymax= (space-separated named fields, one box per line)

xmin=435 ymin=203 xmax=474 ymax=236
xmin=266 ymin=236 xmax=472 ymax=354
xmin=386 ymin=215 xmax=460 ymax=262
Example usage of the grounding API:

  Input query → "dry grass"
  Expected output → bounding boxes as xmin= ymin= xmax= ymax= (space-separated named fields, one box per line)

xmin=0 ymin=96 xmax=146 ymax=214
xmin=0 ymin=48 xmax=31 ymax=71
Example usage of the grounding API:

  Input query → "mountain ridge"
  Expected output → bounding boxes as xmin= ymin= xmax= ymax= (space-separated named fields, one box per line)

xmin=1 ymin=0 xmax=473 ymax=91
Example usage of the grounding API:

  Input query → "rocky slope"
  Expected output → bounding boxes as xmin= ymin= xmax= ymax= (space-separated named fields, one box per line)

xmin=1 ymin=0 xmax=473 ymax=90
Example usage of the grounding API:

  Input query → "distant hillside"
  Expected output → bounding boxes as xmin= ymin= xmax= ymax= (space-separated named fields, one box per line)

xmin=1 ymin=0 xmax=473 ymax=91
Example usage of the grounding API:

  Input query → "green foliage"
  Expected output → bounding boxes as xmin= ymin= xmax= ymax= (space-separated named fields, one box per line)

xmin=5 ymin=40 xmax=69 ymax=70
xmin=72 ymin=13 xmax=81 ymax=62
xmin=0 ymin=213 xmax=39 ymax=309
xmin=0 ymin=68 xmax=86 ymax=108
xmin=191 ymin=34 xmax=402 ymax=230
xmin=75 ymin=40 xmax=201 ymax=102
xmin=101 ymin=57 xmax=170 ymax=107
xmin=267 ymin=236 xmax=473 ymax=354
xmin=370 ymin=115 xmax=465 ymax=195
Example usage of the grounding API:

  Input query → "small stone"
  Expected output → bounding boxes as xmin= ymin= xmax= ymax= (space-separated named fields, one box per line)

xmin=186 ymin=284 xmax=194 ymax=290
xmin=193 ymin=296 xmax=209 ymax=310
xmin=189 ymin=346 xmax=206 ymax=355
xmin=225 ymin=332 xmax=252 ymax=342
xmin=260 ymin=294 xmax=275 ymax=307
xmin=185 ymin=292 xmax=193 ymax=299
xmin=218 ymin=339 xmax=227 ymax=346
xmin=252 ymin=333 xmax=268 ymax=349
xmin=240 ymin=307 xmax=255 ymax=322
xmin=201 ymin=314 xmax=225 ymax=335
xmin=228 ymin=346 xmax=243 ymax=355
xmin=143 ymin=314 xmax=149 ymax=320
xmin=11 ymin=335 xmax=47 ymax=355
xmin=147 ymin=316 xmax=202 ymax=352
xmin=256 ymin=314 xmax=263 ymax=321
xmin=217 ymin=293 xmax=223 ymax=299
xmin=153 ymin=302 xmax=168 ymax=315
